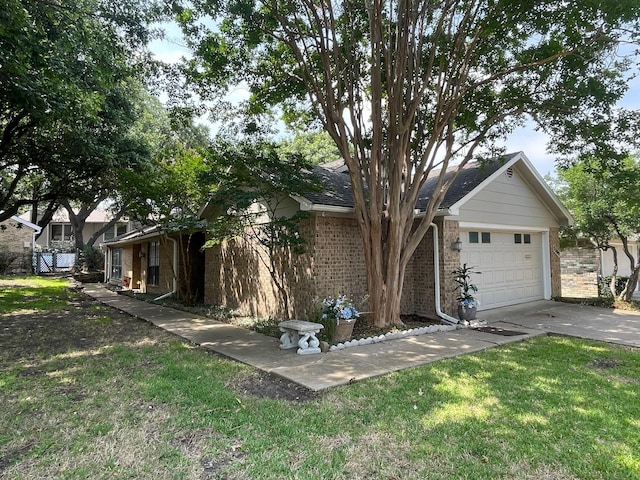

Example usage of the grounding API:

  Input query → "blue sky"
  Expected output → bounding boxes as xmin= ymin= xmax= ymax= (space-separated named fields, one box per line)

xmin=149 ymin=25 xmax=638 ymax=179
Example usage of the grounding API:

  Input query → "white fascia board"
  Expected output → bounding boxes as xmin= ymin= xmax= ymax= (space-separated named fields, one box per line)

xmin=291 ymin=195 xmax=354 ymax=214
xmin=413 ymin=207 xmax=458 ymax=218
xmin=291 ymin=195 xmax=314 ymax=211
xmin=197 ymin=202 xmax=211 ymax=219
xmin=309 ymin=204 xmax=354 ymax=214
xmin=9 ymin=215 xmax=42 ymax=233
xmin=103 ymin=227 xmax=162 ymax=247
xmin=458 ymin=222 xmax=550 ymax=232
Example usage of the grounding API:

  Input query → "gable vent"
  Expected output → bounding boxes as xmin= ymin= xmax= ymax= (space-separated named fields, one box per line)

xmin=505 ymin=167 xmax=514 ymax=179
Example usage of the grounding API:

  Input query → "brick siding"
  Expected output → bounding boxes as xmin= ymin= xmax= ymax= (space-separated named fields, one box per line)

xmin=203 ymin=213 xmax=461 ymax=321
xmin=0 ymin=219 xmax=36 ymax=273
xmin=560 ymin=246 xmax=599 ymax=298
xmin=204 ymin=218 xmax=315 ymax=318
xmin=312 ymin=216 xmax=368 ymax=310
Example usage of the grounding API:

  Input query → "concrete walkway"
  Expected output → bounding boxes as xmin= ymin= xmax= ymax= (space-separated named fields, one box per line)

xmin=82 ymin=284 xmax=640 ymax=391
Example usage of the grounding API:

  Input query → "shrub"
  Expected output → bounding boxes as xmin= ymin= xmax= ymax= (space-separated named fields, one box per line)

xmin=598 ymin=275 xmax=629 ymax=297
xmin=0 ymin=245 xmax=21 ymax=274
xmin=77 ymin=245 xmax=104 ymax=271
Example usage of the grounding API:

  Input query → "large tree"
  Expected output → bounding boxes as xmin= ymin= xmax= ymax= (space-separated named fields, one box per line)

xmin=176 ymin=0 xmax=640 ymax=326
xmin=556 ymin=156 xmax=640 ymax=301
xmin=0 ymin=0 xmax=160 ymax=222
xmin=125 ymin=101 xmax=212 ymax=305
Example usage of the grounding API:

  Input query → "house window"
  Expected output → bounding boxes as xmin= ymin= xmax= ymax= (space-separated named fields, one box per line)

xmin=148 ymin=241 xmax=160 ymax=285
xmin=104 ymin=224 xmax=128 ymax=241
xmin=469 ymin=232 xmax=479 ymax=243
xmin=524 ymin=234 xmax=531 ymax=244
xmin=111 ymin=248 xmax=122 ymax=280
xmin=481 ymin=232 xmax=491 ymax=243
xmin=514 ymin=233 xmax=522 ymax=244
xmin=51 ymin=224 xmax=73 ymax=241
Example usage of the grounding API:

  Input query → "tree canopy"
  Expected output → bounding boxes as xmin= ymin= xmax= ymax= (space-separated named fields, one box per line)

xmin=202 ymin=136 xmax=319 ymax=317
xmin=0 ymin=0 xmax=161 ymax=223
xmin=278 ymin=131 xmax=341 ymax=166
xmin=556 ymin=156 xmax=640 ymax=300
xmin=173 ymin=0 xmax=640 ymax=326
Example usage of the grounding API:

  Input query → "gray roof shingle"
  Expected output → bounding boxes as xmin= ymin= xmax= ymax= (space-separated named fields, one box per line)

xmin=305 ymin=152 xmax=520 ymax=211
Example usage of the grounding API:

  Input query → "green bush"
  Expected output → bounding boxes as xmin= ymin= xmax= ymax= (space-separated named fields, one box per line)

xmin=76 ymin=245 xmax=104 ymax=271
xmin=0 ymin=245 xmax=21 ymax=274
xmin=599 ymin=276 xmax=629 ymax=297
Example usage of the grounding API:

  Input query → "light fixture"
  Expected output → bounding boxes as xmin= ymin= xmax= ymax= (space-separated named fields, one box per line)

xmin=452 ymin=237 xmax=462 ymax=252
xmin=139 ymin=250 xmax=145 ymax=258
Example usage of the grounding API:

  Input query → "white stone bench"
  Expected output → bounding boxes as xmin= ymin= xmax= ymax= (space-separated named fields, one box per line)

xmin=278 ymin=320 xmax=324 ymax=355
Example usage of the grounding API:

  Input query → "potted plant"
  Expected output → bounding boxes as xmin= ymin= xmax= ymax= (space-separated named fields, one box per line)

xmin=320 ymin=295 xmax=360 ymax=342
xmin=453 ymin=263 xmax=480 ymax=321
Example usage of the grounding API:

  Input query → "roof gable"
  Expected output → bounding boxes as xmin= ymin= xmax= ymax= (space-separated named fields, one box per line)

xmin=297 ymin=152 xmax=573 ymax=225
xmin=3 ymin=215 xmax=42 ymax=233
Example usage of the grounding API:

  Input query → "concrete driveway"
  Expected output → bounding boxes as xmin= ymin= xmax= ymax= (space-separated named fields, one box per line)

xmin=481 ymin=300 xmax=640 ymax=348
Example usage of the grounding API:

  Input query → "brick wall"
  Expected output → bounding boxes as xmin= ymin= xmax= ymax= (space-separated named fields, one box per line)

xmin=312 ymin=215 xmax=368 ymax=310
xmin=560 ymin=246 xmax=599 ymax=298
xmin=202 ymin=213 xmax=462 ymax=321
xmin=204 ymin=217 xmax=315 ymax=318
xmin=0 ymin=219 xmax=36 ymax=273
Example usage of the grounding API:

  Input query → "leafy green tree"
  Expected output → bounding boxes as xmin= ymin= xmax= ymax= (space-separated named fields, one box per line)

xmin=203 ymin=136 xmax=320 ymax=318
xmin=175 ymin=0 xmax=640 ymax=326
xmin=0 ymin=0 xmax=160 ymax=222
xmin=125 ymin=102 xmax=212 ymax=305
xmin=557 ymin=156 xmax=640 ymax=300
xmin=279 ymin=131 xmax=341 ymax=166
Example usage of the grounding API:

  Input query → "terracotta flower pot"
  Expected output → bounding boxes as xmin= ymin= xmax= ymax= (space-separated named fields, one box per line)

xmin=334 ymin=320 xmax=356 ymax=342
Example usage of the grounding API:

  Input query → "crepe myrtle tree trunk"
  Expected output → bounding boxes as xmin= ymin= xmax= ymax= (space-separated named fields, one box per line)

xmin=364 ymin=224 xmax=407 ymax=328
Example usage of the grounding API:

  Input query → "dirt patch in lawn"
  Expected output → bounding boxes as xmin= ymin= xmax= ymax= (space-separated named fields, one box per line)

xmin=0 ymin=288 xmax=318 ymax=403
xmin=232 ymin=370 xmax=319 ymax=402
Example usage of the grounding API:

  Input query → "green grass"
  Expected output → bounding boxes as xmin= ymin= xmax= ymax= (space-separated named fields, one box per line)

xmin=1 ymin=278 xmax=639 ymax=479
xmin=0 ymin=276 xmax=73 ymax=314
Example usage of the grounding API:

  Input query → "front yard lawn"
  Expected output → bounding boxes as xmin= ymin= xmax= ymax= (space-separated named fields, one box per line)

xmin=1 ymin=277 xmax=639 ymax=479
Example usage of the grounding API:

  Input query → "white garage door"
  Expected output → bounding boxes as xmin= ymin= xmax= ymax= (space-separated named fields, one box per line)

xmin=460 ymin=230 xmax=545 ymax=310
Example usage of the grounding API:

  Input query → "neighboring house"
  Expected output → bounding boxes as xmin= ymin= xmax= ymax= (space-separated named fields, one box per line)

xmin=201 ymin=151 xmax=573 ymax=321
xmin=20 ymin=208 xmax=132 ymax=250
xmin=600 ymin=239 xmax=640 ymax=283
xmin=102 ymin=226 xmax=206 ymax=302
xmin=0 ymin=215 xmax=41 ymax=273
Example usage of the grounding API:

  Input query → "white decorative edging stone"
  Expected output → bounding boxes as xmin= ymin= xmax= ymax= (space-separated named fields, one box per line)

xmin=328 ymin=323 xmax=458 ymax=352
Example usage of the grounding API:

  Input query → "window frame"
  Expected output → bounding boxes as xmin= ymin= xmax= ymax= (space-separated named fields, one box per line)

xmin=51 ymin=224 xmax=73 ymax=241
xmin=111 ymin=248 xmax=123 ymax=280
xmin=148 ymin=240 xmax=160 ymax=286
xmin=104 ymin=223 xmax=128 ymax=241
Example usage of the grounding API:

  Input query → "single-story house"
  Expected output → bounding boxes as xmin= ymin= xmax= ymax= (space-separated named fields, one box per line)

xmin=101 ymin=226 xmax=206 ymax=302
xmin=0 ymin=215 xmax=41 ymax=273
xmin=201 ymin=151 xmax=573 ymax=321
